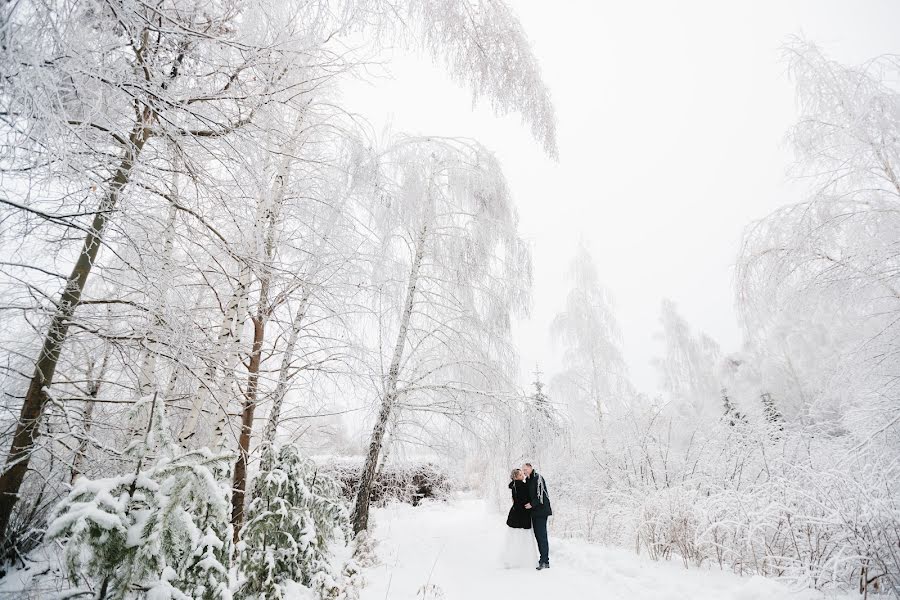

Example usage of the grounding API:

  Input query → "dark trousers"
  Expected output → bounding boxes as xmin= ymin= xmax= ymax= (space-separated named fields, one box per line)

xmin=532 ymin=515 xmax=549 ymax=564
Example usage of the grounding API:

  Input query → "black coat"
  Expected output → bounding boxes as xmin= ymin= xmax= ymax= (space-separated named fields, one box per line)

xmin=526 ymin=471 xmax=552 ymax=517
xmin=506 ymin=480 xmax=532 ymax=529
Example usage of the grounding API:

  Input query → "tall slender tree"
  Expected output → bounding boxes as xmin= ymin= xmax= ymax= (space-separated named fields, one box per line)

xmin=350 ymin=137 xmax=531 ymax=532
xmin=551 ymin=244 xmax=634 ymax=429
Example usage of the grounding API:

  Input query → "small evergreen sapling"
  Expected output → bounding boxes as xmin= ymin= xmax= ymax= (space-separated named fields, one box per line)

xmin=46 ymin=394 xmax=234 ymax=599
xmin=237 ymin=444 xmax=350 ymax=600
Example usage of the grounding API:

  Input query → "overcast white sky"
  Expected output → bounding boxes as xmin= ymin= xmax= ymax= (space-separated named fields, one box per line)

xmin=341 ymin=1 xmax=900 ymax=395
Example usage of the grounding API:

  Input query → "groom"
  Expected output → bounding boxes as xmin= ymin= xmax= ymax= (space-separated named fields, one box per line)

xmin=523 ymin=462 xmax=552 ymax=570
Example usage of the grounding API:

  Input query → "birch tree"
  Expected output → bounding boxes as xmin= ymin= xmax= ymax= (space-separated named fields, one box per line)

xmin=737 ymin=40 xmax=900 ymax=443
xmin=225 ymin=109 xmax=371 ymax=539
xmin=0 ymin=0 xmax=343 ymax=548
xmin=0 ymin=0 xmax=558 ymax=554
xmin=653 ymin=299 xmax=722 ymax=423
xmin=349 ymin=136 xmax=531 ymax=532
xmin=551 ymin=244 xmax=634 ymax=430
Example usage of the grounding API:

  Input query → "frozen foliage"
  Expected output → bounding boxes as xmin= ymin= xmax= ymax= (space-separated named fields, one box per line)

xmin=46 ymin=401 xmax=233 ymax=599
xmin=536 ymin=284 xmax=900 ymax=597
xmin=528 ymin=43 xmax=900 ymax=599
xmin=342 ymin=0 xmax=557 ymax=156
xmin=237 ymin=444 xmax=350 ymax=600
xmin=734 ymin=42 xmax=900 ymax=595
xmin=543 ymin=404 xmax=900 ymax=594
xmin=738 ymin=40 xmax=900 ymax=438
xmin=551 ymin=244 xmax=634 ymax=430
xmin=0 ymin=0 xmax=554 ymax=559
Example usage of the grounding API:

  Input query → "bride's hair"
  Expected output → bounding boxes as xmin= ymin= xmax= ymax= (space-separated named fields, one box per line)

xmin=510 ymin=468 xmax=522 ymax=480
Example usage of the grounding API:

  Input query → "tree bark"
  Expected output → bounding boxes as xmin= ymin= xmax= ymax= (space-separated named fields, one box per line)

xmin=230 ymin=152 xmax=286 ymax=539
xmin=351 ymin=220 xmax=428 ymax=534
xmin=231 ymin=313 xmax=265 ymax=541
xmin=261 ymin=289 xmax=311 ymax=447
xmin=0 ymin=121 xmax=151 ymax=543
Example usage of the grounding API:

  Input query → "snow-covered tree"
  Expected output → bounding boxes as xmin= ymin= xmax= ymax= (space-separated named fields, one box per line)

xmin=237 ymin=444 xmax=349 ymax=600
xmin=349 ymin=136 xmax=531 ymax=533
xmin=737 ymin=40 xmax=900 ymax=443
xmin=653 ymin=299 xmax=722 ymax=423
xmin=551 ymin=244 xmax=634 ymax=430
xmin=46 ymin=395 xmax=234 ymax=599
xmin=522 ymin=367 xmax=563 ymax=462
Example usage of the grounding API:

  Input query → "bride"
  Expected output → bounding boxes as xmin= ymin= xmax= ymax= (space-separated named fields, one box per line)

xmin=501 ymin=468 xmax=537 ymax=569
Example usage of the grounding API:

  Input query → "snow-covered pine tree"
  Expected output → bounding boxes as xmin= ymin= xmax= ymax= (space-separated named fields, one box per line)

xmin=142 ymin=450 xmax=235 ymax=600
xmin=46 ymin=395 xmax=234 ymax=599
xmin=720 ymin=388 xmax=746 ymax=427
xmin=531 ymin=367 xmax=555 ymax=424
xmin=759 ymin=392 xmax=784 ymax=431
xmin=237 ymin=444 xmax=350 ymax=600
xmin=524 ymin=367 xmax=563 ymax=462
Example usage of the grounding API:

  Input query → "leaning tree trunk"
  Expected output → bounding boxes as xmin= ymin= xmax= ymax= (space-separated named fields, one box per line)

xmin=261 ymin=289 xmax=311 ymax=447
xmin=0 ymin=120 xmax=151 ymax=543
xmin=260 ymin=189 xmax=349 ymax=447
xmin=351 ymin=220 xmax=428 ymax=534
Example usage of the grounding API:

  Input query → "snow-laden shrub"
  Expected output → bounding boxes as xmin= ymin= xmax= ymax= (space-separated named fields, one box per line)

xmin=46 ymin=447 xmax=234 ymax=599
xmin=236 ymin=444 xmax=351 ymax=600
xmin=544 ymin=412 xmax=900 ymax=597
xmin=335 ymin=532 xmax=375 ymax=600
xmin=321 ymin=459 xmax=451 ymax=507
xmin=637 ymin=487 xmax=704 ymax=567
xmin=350 ymin=530 xmax=377 ymax=569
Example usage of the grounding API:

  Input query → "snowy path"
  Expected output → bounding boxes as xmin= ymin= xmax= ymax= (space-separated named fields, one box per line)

xmin=361 ymin=496 xmax=838 ymax=600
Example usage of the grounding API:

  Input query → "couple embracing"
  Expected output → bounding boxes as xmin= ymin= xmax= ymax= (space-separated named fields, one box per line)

xmin=503 ymin=462 xmax=552 ymax=570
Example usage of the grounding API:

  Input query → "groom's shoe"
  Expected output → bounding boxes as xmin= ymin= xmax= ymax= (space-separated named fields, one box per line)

xmin=536 ymin=562 xmax=549 ymax=570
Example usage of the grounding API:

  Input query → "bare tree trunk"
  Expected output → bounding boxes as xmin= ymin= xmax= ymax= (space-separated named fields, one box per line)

xmin=351 ymin=220 xmax=428 ymax=534
xmin=261 ymin=289 xmax=311 ymax=446
xmin=230 ymin=152 xmax=288 ymax=539
xmin=0 ymin=120 xmax=151 ymax=542
xmin=127 ymin=200 xmax=179 ymax=439
xmin=231 ymin=312 xmax=265 ymax=541
xmin=260 ymin=188 xmax=349 ymax=447
xmin=69 ymin=399 xmax=96 ymax=485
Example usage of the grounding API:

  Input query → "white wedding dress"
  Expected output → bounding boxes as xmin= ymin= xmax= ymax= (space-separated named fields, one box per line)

xmin=500 ymin=526 xmax=537 ymax=569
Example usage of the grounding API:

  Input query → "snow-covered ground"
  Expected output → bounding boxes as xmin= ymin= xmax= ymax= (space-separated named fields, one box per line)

xmin=360 ymin=496 xmax=851 ymax=600
xmin=0 ymin=495 xmax=864 ymax=599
